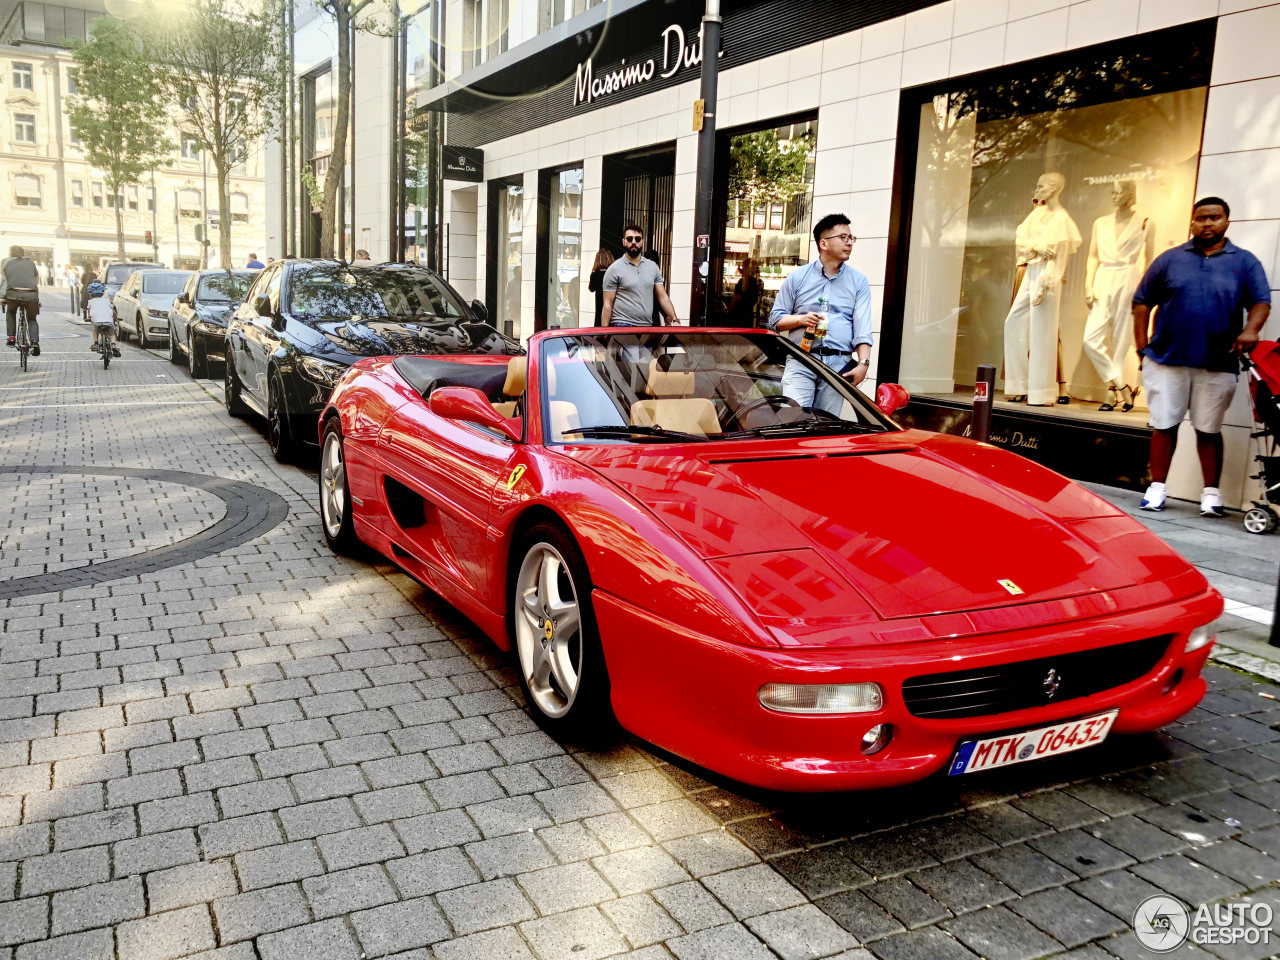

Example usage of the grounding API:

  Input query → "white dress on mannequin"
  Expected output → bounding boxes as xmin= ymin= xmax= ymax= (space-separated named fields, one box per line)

xmin=1003 ymin=205 xmax=1082 ymax=405
xmin=1082 ymin=210 xmax=1148 ymax=387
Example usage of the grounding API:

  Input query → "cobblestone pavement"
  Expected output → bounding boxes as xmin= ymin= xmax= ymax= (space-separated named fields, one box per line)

xmin=1 ymin=296 xmax=1278 ymax=960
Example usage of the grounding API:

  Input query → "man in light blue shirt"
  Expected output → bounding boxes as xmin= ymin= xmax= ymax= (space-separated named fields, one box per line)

xmin=768 ymin=213 xmax=873 ymax=414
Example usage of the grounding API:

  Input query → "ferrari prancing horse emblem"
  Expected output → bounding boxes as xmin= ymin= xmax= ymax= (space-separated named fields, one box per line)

xmin=998 ymin=579 xmax=1024 ymax=596
xmin=1043 ymin=668 xmax=1061 ymax=699
xmin=505 ymin=464 xmax=527 ymax=491
xmin=543 ymin=619 xmax=554 ymax=642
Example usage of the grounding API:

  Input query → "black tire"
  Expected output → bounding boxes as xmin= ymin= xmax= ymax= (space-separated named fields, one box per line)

xmin=102 ymin=340 xmax=110 ymax=370
xmin=136 ymin=316 xmax=146 ymax=348
xmin=509 ymin=522 xmax=614 ymax=740
xmin=113 ymin=311 xmax=125 ymax=341
xmin=267 ymin=367 xmax=297 ymax=463
xmin=319 ymin=418 xmax=358 ymax=553
xmin=224 ymin=349 xmax=250 ymax=417
xmin=189 ymin=330 xmax=208 ymax=379
xmin=168 ymin=323 xmax=183 ymax=364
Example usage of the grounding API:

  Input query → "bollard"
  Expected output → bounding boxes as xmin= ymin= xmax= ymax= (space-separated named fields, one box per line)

xmin=972 ymin=364 xmax=996 ymax=443
xmin=1271 ymin=564 xmax=1280 ymax=647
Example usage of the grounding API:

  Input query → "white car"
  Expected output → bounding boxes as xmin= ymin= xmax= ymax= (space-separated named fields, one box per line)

xmin=114 ymin=269 xmax=192 ymax=346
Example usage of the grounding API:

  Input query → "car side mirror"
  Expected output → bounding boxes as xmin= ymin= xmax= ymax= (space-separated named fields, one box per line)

xmin=875 ymin=383 xmax=911 ymax=416
xmin=428 ymin=386 xmax=521 ymax=442
xmin=253 ymin=293 xmax=272 ymax=317
xmin=469 ymin=299 xmax=488 ymax=322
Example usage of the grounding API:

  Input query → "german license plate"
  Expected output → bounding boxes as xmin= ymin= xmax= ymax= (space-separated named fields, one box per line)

xmin=947 ymin=710 xmax=1118 ymax=776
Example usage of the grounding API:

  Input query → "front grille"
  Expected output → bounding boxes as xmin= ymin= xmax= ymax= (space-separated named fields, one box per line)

xmin=901 ymin=635 xmax=1173 ymax=719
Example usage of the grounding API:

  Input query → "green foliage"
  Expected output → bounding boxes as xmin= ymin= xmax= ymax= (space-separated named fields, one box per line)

xmin=300 ymin=164 xmax=324 ymax=208
xmin=727 ymin=129 xmax=816 ymax=208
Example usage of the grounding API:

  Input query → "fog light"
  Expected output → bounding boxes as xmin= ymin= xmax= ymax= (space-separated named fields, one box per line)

xmin=1162 ymin=668 xmax=1184 ymax=695
xmin=861 ymin=724 xmax=893 ymax=756
xmin=1185 ymin=625 xmax=1215 ymax=653
xmin=758 ymin=682 xmax=883 ymax=715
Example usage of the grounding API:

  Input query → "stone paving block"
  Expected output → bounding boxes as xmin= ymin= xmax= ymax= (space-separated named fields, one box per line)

xmin=865 ymin=926 xmax=980 ymax=960
xmin=0 ymin=897 xmax=47 ymax=947
xmin=255 ymin=744 xmax=329 ymax=779
xmin=959 ymin=803 xmax=1052 ymax=845
xmin=702 ymin=864 xmax=809 ymax=921
xmin=667 ymin=921 xmax=776 ymax=960
xmin=428 ymin=742 xmax=504 ymax=777
xmin=316 ymin=823 xmax=405 ymax=871
xmin=106 ymin=770 xmax=183 ymax=809
xmin=198 ymin=813 xmax=283 ymax=859
xmin=291 ymin=764 xmax=368 ymax=802
xmin=538 ymin=822 xmax=608 ymax=864
xmin=138 ymin=791 xmax=218 ymax=834
xmin=839 ymin=836 xmax=940 ymax=880
xmin=466 ymin=795 xmax=550 ymax=838
xmin=51 ymin=876 xmax=144 ymax=934
xmin=1069 ymin=869 xmax=1170 ymax=921
xmin=909 ymin=860 xmax=1016 ymax=914
xmin=391 ymin=722 xmax=461 ymax=754
xmin=534 ymin=756 xmax=592 ymax=787
xmin=437 ymin=878 xmax=537 ymax=936
xmin=940 ymin=904 xmax=1062 ymax=960
xmin=217 ymin=778 xmax=295 ymax=818
xmin=52 ymin=753 xmax=126 ymax=788
xmin=970 ymin=843 xmax=1078 ymax=895
xmin=183 ymin=756 xmax=258 ymax=794
xmin=394 ymin=808 xmax=481 ymax=853
xmin=115 ymin=904 xmax=217 ymax=960
xmin=770 ymin=848 xmax=873 ymax=899
xmin=55 ymin=706 xmax=123 ymax=737
xmin=746 ymin=904 xmax=860 ymax=960
xmin=353 ymin=784 xmax=435 ymax=824
xmin=14 ymin=927 xmax=113 ymax=960
xmin=652 ymin=881 xmax=734 ymax=933
xmin=1186 ymin=837 xmax=1280 ymax=887
xmin=426 ymin=772 xmax=504 ymax=810
xmin=537 ymin=783 xmax=620 ymax=823
xmin=360 ymin=753 xmax=435 ymax=789
xmin=431 ymin=926 xmax=536 ymax=960
xmin=124 ymin=696 xmax=190 ymax=725
xmin=493 ymin=762 xmax=554 ymax=797
xmin=351 ymin=897 xmax=451 ymax=957
xmin=268 ymin=718 xmax=337 ymax=748
xmin=1131 ymin=853 xmax=1248 ymax=905
xmin=303 ymin=864 xmax=397 ymax=919
xmin=1187 ymin=790 xmax=1280 ymax=831
xmin=20 ymin=846 xmax=108 ymax=896
xmin=593 ymin=846 xmax=691 ymax=897
xmin=189 ymin=687 xmax=254 ymax=714
xmin=520 ymin=905 xmax=628 ymax=960
xmin=129 ymin=740 xmax=201 ymax=775
xmin=0 ymin=768 xmax=50 ymax=799
xmin=598 ymin=772 xmax=684 ymax=810
xmin=0 ymin=861 xmax=14 ymax=900
xmin=257 ymin=918 xmax=362 ymax=960
xmin=601 ymin=893 xmax=682 ymax=948
xmin=23 ymin=784 xmax=102 ymax=823
xmin=1010 ymin=790 xmax=1109 ymax=830
xmin=1062 ymin=781 xmax=1159 ymax=818
xmin=1006 ymin=886 xmax=1127 ymax=948
xmin=30 ymin=733 xmax=101 ymax=765
xmin=630 ymin=800 xmax=721 ymax=843
xmin=235 ymin=840 xmax=324 ymax=889
xmin=54 ymin=808 xmax=134 ymax=851
xmin=238 ymin=701 xmax=304 ymax=730
xmin=465 ymin=831 xmax=558 ymax=880
xmin=518 ymin=860 xmax=617 ymax=914
xmin=278 ymin=798 xmax=361 ymax=842
xmin=1029 ymin=828 xmax=1136 ymax=877
xmin=665 ymin=831 xmax=759 ymax=878
xmin=386 ymin=847 xmax=479 ymax=898
xmin=323 ymin=733 xmax=395 ymax=766
xmin=146 ymin=861 xmax=237 ymax=912
xmin=201 ymin=728 xmax=270 ymax=761
xmin=818 ymin=889 xmax=905 ymax=942
xmin=213 ymin=882 xmax=310 ymax=943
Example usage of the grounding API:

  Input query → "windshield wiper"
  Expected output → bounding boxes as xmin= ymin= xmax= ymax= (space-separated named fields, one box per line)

xmin=719 ymin=417 xmax=881 ymax=439
xmin=562 ymin=424 xmax=710 ymax=442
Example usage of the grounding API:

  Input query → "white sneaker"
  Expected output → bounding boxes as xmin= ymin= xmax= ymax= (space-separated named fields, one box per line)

xmin=1200 ymin=487 xmax=1225 ymax=518
xmin=1140 ymin=482 xmax=1167 ymax=511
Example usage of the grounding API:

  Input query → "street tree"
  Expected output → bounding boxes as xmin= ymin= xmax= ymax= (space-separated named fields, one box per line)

xmin=67 ymin=16 xmax=173 ymax=260
xmin=146 ymin=0 xmax=284 ymax=269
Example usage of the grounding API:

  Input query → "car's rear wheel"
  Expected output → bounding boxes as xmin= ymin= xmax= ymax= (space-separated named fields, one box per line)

xmin=511 ymin=523 xmax=613 ymax=737
xmin=224 ymin=349 xmax=249 ymax=417
xmin=189 ymin=330 xmax=208 ymax=379
xmin=167 ymin=323 xmax=182 ymax=364
xmin=136 ymin=316 xmax=146 ymax=348
xmin=114 ymin=312 xmax=126 ymax=342
xmin=319 ymin=418 xmax=358 ymax=552
xmin=268 ymin=367 xmax=296 ymax=463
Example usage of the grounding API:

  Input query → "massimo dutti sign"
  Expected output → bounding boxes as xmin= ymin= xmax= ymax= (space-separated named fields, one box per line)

xmin=442 ymin=145 xmax=483 ymax=182
xmin=573 ymin=22 xmax=721 ymax=107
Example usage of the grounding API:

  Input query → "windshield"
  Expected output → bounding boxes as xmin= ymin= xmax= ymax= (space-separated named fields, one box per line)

xmin=540 ymin=332 xmax=897 ymax=444
xmin=142 ymin=273 xmax=189 ymax=295
xmin=287 ymin=266 xmax=467 ymax=322
xmin=106 ymin=265 xmax=144 ymax=285
xmin=198 ymin=272 xmax=252 ymax=303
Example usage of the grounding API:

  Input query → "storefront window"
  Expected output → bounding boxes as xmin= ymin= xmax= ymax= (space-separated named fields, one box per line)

xmin=895 ymin=29 xmax=1211 ymax=421
xmin=719 ymin=119 xmax=817 ymax=326
xmin=547 ymin=166 xmax=583 ymax=329
xmin=496 ymin=182 xmax=523 ymax=335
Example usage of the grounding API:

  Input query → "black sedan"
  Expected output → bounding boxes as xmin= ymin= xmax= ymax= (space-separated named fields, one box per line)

xmin=224 ymin=259 xmax=521 ymax=462
xmin=168 ymin=270 xmax=255 ymax=377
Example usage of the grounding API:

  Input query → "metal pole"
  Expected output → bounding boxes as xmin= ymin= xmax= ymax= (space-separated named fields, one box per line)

xmin=388 ymin=4 xmax=401 ymax=262
xmin=973 ymin=364 xmax=995 ymax=443
xmin=174 ymin=189 xmax=182 ymax=267
xmin=287 ymin=0 xmax=297 ymax=255
xmin=349 ymin=14 xmax=356 ymax=255
xmin=404 ymin=17 xmax=414 ymax=267
xmin=279 ymin=0 xmax=289 ymax=260
xmin=150 ymin=171 xmax=159 ymax=262
xmin=689 ymin=0 xmax=721 ymax=326
xmin=201 ymin=153 xmax=210 ymax=269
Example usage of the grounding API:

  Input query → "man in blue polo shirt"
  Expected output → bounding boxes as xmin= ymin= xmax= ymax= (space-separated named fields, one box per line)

xmin=1132 ymin=196 xmax=1271 ymax=516
xmin=768 ymin=213 xmax=873 ymax=413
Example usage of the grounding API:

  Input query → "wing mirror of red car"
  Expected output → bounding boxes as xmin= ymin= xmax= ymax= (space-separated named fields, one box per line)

xmin=875 ymin=383 xmax=911 ymax=416
xmin=428 ymin=386 xmax=522 ymax=442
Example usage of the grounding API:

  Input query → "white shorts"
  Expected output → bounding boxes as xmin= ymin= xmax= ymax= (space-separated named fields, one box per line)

xmin=1143 ymin=359 xmax=1237 ymax=433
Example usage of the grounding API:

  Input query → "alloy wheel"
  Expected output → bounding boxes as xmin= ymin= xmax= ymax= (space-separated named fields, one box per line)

xmin=320 ymin=429 xmax=346 ymax=539
xmin=514 ymin=543 xmax=583 ymax=719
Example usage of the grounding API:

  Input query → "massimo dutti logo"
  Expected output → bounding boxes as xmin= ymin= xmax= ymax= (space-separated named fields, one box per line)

xmin=573 ymin=23 xmax=724 ymax=107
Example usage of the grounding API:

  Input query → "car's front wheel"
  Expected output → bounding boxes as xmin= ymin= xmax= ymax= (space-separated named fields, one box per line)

xmin=189 ymin=329 xmax=208 ymax=379
xmin=136 ymin=315 xmax=146 ymax=348
xmin=224 ymin=349 xmax=249 ymax=417
xmin=319 ymin=418 xmax=358 ymax=552
xmin=268 ymin=367 xmax=297 ymax=463
xmin=511 ymin=523 xmax=613 ymax=737
xmin=167 ymin=323 xmax=182 ymax=365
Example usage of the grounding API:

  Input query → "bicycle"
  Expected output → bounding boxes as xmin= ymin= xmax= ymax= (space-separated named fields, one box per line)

xmin=10 ymin=301 xmax=32 ymax=372
xmin=96 ymin=327 xmax=112 ymax=369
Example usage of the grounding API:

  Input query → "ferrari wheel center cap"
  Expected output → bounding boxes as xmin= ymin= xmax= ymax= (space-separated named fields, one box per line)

xmin=543 ymin=619 xmax=554 ymax=642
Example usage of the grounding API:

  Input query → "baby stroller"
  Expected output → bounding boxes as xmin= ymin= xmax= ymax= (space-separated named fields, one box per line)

xmin=1244 ymin=340 xmax=1280 ymax=534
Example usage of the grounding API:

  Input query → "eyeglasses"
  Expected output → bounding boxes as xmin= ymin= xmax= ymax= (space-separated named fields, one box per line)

xmin=822 ymin=233 xmax=856 ymax=244
xmin=623 ymin=236 xmax=643 ymax=243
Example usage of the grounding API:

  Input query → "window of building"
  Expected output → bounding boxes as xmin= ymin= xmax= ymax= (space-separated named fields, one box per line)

xmin=543 ymin=165 xmax=582 ymax=330
xmin=91 ymin=182 xmax=103 ymax=208
xmin=228 ymin=92 xmax=246 ymax=118
xmin=12 ymin=61 xmax=33 ymax=90
xmin=66 ymin=69 xmax=77 ymax=94
xmin=181 ymin=133 xmax=200 ymax=160
xmin=71 ymin=178 xmax=83 ymax=206
xmin=147 ymin=187 xmax=155 ymax=212
xmin=230 ymin=192 xmax=249 ymax=223
xmin=490 ymin=179 xmax=524 ymax=336
xmin=127 ymin=185 xmax=138 ymax=211
xmin=13 ymin=113 xmax=36 ymax=143
xmin=178 ymin=188 xmax=201 ymax=219
xmin=464 ymin=0 xmax=484 ymax=71
xmin=14 ymin=174 xmax=41 ymax=208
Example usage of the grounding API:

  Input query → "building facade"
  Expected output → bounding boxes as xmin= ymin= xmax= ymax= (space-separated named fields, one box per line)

xmin=272 ymin=0 xmax=1280 ymax=511
xmin=0 ymin=0 xmax=268 ymax=275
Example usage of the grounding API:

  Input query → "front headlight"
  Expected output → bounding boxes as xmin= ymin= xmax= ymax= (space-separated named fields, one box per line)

xmin=758 ymin=682 xmax=884 ymax=715
xmin=1185 ymin=625 xmax=1216 ymax=653
xmin=192 ymin=320 xmax=224 ymax=335
xmin=297 ymin=356 xmax=348 ymax=387
xmin=149 ymin=307 xmax=167 ymax=317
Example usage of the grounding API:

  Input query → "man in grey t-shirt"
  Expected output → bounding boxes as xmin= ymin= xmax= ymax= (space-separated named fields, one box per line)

xmin=601 ymin=223 xmax=677 ymax=326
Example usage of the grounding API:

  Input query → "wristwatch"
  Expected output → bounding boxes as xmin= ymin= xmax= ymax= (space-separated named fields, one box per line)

xmin=851 ymin=358 xmax=868 ymax=367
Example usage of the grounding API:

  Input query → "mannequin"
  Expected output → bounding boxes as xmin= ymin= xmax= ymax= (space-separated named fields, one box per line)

xmin=1082 ymin=180 xmax=1153 ymax=411
xmin=1003 ymin=172 xmax=1082 ymax=406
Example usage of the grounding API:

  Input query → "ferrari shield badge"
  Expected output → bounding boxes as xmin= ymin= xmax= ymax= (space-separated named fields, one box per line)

xmin=998 ymin=579 xmax=1024 ymax=596
xmin=505 ymin=464 xmax=527 ymax=491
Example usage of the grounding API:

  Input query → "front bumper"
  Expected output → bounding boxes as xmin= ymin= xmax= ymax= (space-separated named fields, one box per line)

xmin=595 ymin=587 xmax=1221 ymax=791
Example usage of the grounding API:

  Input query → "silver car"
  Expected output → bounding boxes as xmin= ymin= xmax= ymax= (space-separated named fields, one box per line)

xmin=114 ymin=269 xmax=192 ymax=347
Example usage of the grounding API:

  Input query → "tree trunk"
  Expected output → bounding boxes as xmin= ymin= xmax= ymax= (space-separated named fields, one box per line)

xmin=114 ymin=188 xmax=126 ymax=260
xmin=320 ymin=3 xmax=351 ymax=258
xmin=216 ymin=160 xmax=232 ymax=270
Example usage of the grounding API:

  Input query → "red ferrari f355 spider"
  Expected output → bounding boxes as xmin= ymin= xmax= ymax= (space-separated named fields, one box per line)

xmin=318 ymin=328 xmax=1221 ymax=790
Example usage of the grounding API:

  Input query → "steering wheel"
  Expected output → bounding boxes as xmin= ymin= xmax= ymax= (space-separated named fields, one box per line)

xmin=735 ymin=393 xmax=802 ymax=421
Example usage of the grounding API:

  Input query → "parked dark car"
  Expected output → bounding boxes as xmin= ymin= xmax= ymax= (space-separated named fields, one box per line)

xmin=168 ymin=269 xmax=255 ymax=378
xmin=224 ymin=259 xmax=519 ymax=462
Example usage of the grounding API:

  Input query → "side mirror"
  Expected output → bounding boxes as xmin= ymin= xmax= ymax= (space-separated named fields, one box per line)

xmin=875 ymin=383 xmax=910 ymax=416
xmin=428 ymin=386 xmax=521 ymax=442
xmin=253 ymin=293 xmax=272 ymax=317
xmin=469 ymin=299 xmax=489 ymax=322
xmin=176 ymin=292 xmax=191 ymax=305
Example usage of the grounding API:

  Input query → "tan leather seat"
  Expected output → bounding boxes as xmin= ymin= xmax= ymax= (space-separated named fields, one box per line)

xmin=630 ymin=363 xmax=719 ymax=436
xmin=492 ymin=356 xmax=527 ymax=418
xmin=548 ymin=401 xmax=581 ymax=437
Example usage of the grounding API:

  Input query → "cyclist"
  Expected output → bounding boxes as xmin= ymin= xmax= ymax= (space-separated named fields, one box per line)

xmin=3 ymin=246 xmax=41 ymax=356
xmin=86 ymin=281 xmax=119 ymax=356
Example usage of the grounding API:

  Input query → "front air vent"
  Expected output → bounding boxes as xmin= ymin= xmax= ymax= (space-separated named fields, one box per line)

xmin=384 ymin=477 xmax=426 ymax=529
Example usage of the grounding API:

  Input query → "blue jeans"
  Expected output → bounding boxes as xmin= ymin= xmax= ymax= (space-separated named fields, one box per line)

xmin=780 ymin=355 xmax=847 ymax=414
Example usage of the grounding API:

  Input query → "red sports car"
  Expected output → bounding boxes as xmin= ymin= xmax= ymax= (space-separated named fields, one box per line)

xmin=318 ymin=327 xmax=1221 ymax=791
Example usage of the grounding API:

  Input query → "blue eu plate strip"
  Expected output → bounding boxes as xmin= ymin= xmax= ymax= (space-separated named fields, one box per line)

xmin=948 ymin=742 xmax=975 ymax=776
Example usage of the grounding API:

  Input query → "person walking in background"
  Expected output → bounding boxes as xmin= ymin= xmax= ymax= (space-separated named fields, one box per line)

xmin=588 ymin=248 xmax=614 ymax=326
xmin=67 ymin=264 xmax=81 ymax=317
xmin=79 ymin=263 xmax=98 ymax=321
xmin=246 ymin=253 xmax=265 ymax=269
xmin=1133 ymin=197 xmax=1271 ymax=516
xmin=601 ymin=224 xmax=677 ymax=326
xmin=728 ymin=257 xmax=763 ymax=325
xmin=353 ymin=249 xmax=371 ymax=262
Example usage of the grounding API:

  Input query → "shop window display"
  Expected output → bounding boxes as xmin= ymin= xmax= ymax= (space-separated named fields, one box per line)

xmin=496 ymin=183 xmax=524 ymax=335
xmin=896 ymin=30 xmax=1211 ymax=425
xmin=548 ymin=167 xmax=583 ymax=328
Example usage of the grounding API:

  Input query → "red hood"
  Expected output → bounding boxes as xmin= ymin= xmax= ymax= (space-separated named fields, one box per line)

xmin=568 ymin=431 xmax=1196 ymax=622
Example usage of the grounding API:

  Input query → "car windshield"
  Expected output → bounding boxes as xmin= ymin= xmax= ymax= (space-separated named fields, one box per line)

xmin=288 ymin=266 xmax=467 ymax=322
xmin=106 ymin=265 xmax=141 ymax=285
xmin=540 ymin=332 xmax=898 ymax=444
xmin=198 ymin=273 xmax=252 ymax=303
xmin=142 ymin=273 xmax=188 ymax=295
